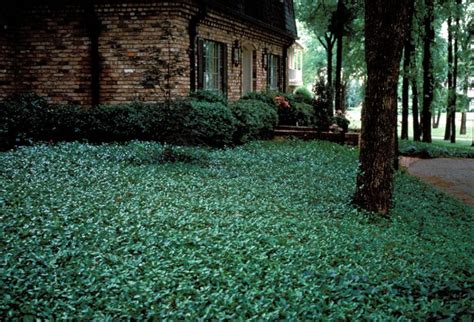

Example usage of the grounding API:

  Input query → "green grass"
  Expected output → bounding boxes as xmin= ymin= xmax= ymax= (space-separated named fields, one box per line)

xmin=346 ymin=108 xmax=474 ymax=147
xmin=399 ymin=140 xmax=474 ymax=158
xmin=1 ymin=141 xmax=473 ymax=319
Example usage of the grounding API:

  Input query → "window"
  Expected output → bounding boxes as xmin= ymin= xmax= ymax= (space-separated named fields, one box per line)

xmin=198 ymin=39 xmax=227 ymax=93
xmin=267 ymin=54 xmax=280 ymax=91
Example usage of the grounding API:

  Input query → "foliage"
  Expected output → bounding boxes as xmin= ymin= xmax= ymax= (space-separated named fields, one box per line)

xmin=399 ymin=140 xmax=474 ymax=158
xmin=186 ymin=101 xmax=237 ymax=147
xmin=293 ymin=86 xmax=314 ymax=104
xmin=229 ymin=99 xmax=278 ymax=144
xmin=330 ymin=111 xmax=350 ymax=133
xmin=0 ymin=92 xmax=50 ymax=149
xmin=313 ymin=76 xmax=332 ymax=131
xmin=241 ymin=91 xmax=275 ymax=107
xmin=0 ymin=140 xmax=472 ymax=319
xmin=1 ymin=92 xmax=276 ymax=149
xmin=188 ymin=89 xmax=228 ymax=105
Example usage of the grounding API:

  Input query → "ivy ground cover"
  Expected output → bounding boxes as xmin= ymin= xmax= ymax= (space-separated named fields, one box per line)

xmin=1 ymin=141 xmax=472 ymax=319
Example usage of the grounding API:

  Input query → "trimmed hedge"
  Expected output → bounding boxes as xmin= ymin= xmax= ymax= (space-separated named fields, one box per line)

xmin=293 ymin=86 xmax=314 ymax=105
xmin=241 ymin=91 xmax=317 ymax=127
xmin=230 ymin=99 xmax=278 ymax=144
xmin=1 ymin=91 xmax=281 ymax=150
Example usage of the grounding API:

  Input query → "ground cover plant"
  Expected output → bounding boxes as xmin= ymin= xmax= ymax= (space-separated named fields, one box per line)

xmin=399 ymin=140 xmax=474 ymax=158
xmin=1 ymin=140 xmax=472 ymax=319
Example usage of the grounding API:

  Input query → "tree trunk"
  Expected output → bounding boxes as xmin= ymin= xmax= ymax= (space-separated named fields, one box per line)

xmin=445 ymin=16 xmax=453 ymax=140
xmin=319 ymin=34 xmax=336 ymax=117
xmin=401 ymin=4 xmax=414 ymax=140
xmin=353 ymin=0 xmax=410 ymax=215
xmin=433 ymin=108 xmax=441 ymax=128
xmin=422 ymin=0 xmax=434 ymax=143
xmin=401 ymin=49 xmax=410 ymax=139
xmin=327 ymin=39 xmax=335 ymax=116
xmin=335 ymin=32 xmax=343 ymax=112
xmin=412 ymin=78 xmax=421 ymax=141
xmin=460 ymin=81 xmax=467 ymax=134
xmin=451 ymin=0 xmax=460 ymax=144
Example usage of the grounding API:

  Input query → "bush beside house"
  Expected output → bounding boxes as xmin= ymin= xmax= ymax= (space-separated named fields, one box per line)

xmin=0 ymin=91 xmax=281 ymax=150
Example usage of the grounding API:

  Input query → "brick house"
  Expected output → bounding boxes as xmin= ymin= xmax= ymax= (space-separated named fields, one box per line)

xmin=0 ymin=0 xmax=300 ymax=106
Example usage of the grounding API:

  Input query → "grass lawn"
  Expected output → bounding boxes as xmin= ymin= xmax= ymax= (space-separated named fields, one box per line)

xmin=1 ymin=141 xmax=472 ymax=319
xmin=346 ymin=108 xmax=474 ymax=147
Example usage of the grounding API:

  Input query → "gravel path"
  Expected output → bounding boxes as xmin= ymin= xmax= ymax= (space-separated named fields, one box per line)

xmin=401 ymin=157 xmax=474 ymax=206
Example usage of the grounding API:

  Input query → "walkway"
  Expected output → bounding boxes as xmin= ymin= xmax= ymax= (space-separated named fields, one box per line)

xmin=400 ymin=157 xmax=474 ymax=206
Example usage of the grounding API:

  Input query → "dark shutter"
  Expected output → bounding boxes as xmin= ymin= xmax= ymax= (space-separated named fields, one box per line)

xmin=277 ymin=55 xmax=282 ymax=91
xmin=197 ymin=38 xmax=204 ymax=89
xmin=221 ymin=43 xmax=228 ymax=96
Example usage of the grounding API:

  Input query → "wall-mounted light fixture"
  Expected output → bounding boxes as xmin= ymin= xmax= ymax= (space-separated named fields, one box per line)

xmin=262 ymin=48 xmax=268 ymax=70
xmin=232 ymin=40 xmax=241 ymax=67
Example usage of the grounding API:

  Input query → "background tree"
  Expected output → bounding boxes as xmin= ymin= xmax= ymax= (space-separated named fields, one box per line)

xmin=296 ymin=0 xmax=338 ymax=114
xmin=353 ymin=0 xmax=411 ymax=214
xmin=422 ymin=0 xmax=434 ymax=142
xmin=401 ymin=0 xmax=415 ymax=140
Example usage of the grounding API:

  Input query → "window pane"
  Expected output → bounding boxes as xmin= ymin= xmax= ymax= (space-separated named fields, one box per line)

xmin=268 ymin=54 xmax=279 ymax=91
xmin=202 ymin=40 xmax=222 ymax=91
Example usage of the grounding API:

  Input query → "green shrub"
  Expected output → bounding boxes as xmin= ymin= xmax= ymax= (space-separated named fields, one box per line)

xmin=186 ymin=100 xmax=237 ymax=147
xmin=188 ymin=89 xmax=227 ymax=105
xmin=230 ymin=99 xmax=278 ymax=143
xmin=0 ymin=92 xmax=50 ymax=149
xmin=293 ymin=86 xmax=314 ymax=104
xmin=399 ymin=140 xmax=474 ymax=158
xmin=1 ymin=91 xmax=277 ymax=150
xmin=330 ymin=112 xmax=350 ymax=133
xmin=241 ymin=91 xmax=276 ymax=107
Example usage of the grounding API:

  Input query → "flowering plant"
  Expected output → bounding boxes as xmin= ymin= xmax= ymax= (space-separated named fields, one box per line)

xmin=274 ymin=96 xmax=290 ymax=109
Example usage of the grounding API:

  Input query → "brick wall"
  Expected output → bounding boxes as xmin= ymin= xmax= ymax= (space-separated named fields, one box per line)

xmin=197 ymin=9 xmax=291 ymax=101
xmin=0 ymin=1 xmax=295 ymax=105
xmin=0 ymin=29 xmax=15 ymax=99
xmin=95 ymin=2 xmax=195 ymax=104
xmin=12 ymin=5 xmax=93 ymax=105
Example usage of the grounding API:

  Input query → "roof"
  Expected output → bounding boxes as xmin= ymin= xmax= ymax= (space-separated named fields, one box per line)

xmin=2 ymin=0 xmax=298 ymax=38
xmin=206 ymin=0 xmax=297 ymax=38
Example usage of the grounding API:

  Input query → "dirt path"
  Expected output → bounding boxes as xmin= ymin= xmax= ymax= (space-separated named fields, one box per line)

xmin=400 ymin=157 xmax=474 ymax=206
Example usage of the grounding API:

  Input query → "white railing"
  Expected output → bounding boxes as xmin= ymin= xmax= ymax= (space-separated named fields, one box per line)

xmin=288 ymin=69 xmax=303 ymax=86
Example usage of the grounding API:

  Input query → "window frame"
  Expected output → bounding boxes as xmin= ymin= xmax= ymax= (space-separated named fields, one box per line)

xmin=267 ymin=54 xmax=280 ymax=91
xmin=197 ymin=38 xmax=227 ymax=95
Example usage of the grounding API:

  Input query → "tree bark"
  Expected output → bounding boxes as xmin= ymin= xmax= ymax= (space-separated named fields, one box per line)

xmin=335 ymin=32 xmax=343 ymax=112
xmin=461 ymin=76 xmax=468 ymax=134
xmin=401 ymin=3 xmax=414 ymax=140
xmin=319 ymin=34 xmax=336 ymax=116
xmin=451 ymin=0 xmax=460 ymax=144
xmin=445 ymin=16 xmax=454 ymax=140
xmin=412 ymin=78 xmax=421 ymax=141
xmin=422 ymin=0 xmax=434 ymax=143
xmin=353 ymin=0 xmax=410 ymax=215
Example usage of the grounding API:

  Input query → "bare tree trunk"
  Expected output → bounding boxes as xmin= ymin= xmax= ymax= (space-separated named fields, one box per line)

xmin=460 ymin=73 xmax=468 ymax=134
xmin=451 ymin=0 xmax=460 ymax=144
xmin=335 ymin=33 xmax=343 ymax=112
xmin=319 ymin=34 xmax=336 ymax=116
xmin=353 ymin=0 xmax=410 ymax=215
xmin=422 ymin=0 xmax=434 ymax=143
xmin=402 ymin=48 xmax=411 ymax=139
xmin=401 ymin=4 xmax=414 ymax=140
xmin=412 ymin=78 xmax=421 ymax=141
xmin=445 ymin=16 xmax=453 ymax=140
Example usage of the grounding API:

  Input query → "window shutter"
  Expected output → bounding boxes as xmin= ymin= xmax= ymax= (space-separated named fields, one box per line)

xmin=197 ymin=38 xmax=204 ymax=89
xmin=277 ymin=55 xmax=282 ymax=91
xmin=221 ymin=43 xmax=228 ymax=96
